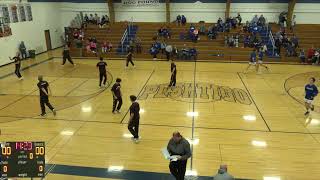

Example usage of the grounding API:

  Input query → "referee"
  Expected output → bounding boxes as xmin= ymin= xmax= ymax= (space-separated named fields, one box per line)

xmin=167 ymin=131 xmax=191 ymax=180
xmin=96 ymin=57 xmax=107 ymax=88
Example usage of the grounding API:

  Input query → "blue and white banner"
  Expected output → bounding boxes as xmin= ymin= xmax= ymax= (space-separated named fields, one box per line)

xmin=122 ymin=0 xmax=160 ymax=7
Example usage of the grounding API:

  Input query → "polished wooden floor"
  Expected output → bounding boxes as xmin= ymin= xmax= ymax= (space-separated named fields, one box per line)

xmin=1 ymin=49 xmax=320 ymax=180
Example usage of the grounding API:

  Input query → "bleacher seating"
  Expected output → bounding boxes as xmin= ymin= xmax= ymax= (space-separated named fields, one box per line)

xmin=69 ymin=22 xmax=320 ymax=63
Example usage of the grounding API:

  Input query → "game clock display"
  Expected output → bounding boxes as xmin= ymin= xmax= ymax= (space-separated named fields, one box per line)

xmin=0 ymin=142 xmax=45 ymax=178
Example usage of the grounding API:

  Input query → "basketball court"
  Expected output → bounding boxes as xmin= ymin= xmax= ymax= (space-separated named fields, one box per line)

xmin=0 ymin=49 xmax=320 ymax=180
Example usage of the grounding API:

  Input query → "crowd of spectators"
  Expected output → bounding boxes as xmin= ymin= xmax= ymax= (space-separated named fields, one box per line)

xmin=158 ymin=26 xmax=171 ymax=39
xmin=274 ymin=28 xmax=299 ymax=57
xmin=176 ymin=15 xmax=187 ymax=26
xmin=83 ymin=13 xmax=110 ymax=28
xmin=299 ymin=46 xmax=320 ymax=65
xmin=149 ymin=41 xmax=197 ymax=60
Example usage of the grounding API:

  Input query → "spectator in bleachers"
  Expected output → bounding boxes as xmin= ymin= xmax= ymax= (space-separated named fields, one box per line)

xmin=89 ymin=41 xmax=97 ymax=53
xmin=244 ymin=35 xmax=250 ymax=48
xmin=236 ymin=13 xmax=242 ymax=26
xmin=99 ymin=15 xmax=107 ymax=28
xmin=307 ymin=46 xmax=315 ymax=61
xmin=181 ymin=15 xmax=187 ymax=26
xmin=291 ymin=14 xmax=296 ymax=31
xmin=227 ymin=35 xmax=235 ymax=47
xmin=84 ymin=14 xmax=89 ymax=23
xmin=312 ymin=50 xmax=320 ymax=64
xmin=291 ymin=35 xmax=299 ymax=49
xmin=181 ymin=44 xmax=189 ymax=59
xmin=208 ymin=26 xmax=217 ymax=40
xmin=94 ymin=14 xmax=100 ymax=25
xmin=73 ymin=29 xmax=80 ymax=39
xmin=279 ymin=12 xmax=287 ymax=28
xmin=213 ymin=165 xmax=235 ymax=180
xmin=251 ymin=14 xmax=259 ymax=24
xmin=150 ymin=45 xmax=159 ymax=60
xmin=258 ymin=15 xmax=266 ymax=27
xmin=176 ymin=15 xmax=182 ymax=26
xmin=135 ymin=37 xmax=142 ymax=54
xmin=299 ymin=49 xmax=306 ymax=63
xmin=102 ymin=41 xmax=109 ymax=54
xmin=89 ymin=14 xmax=94 ymax=24
xmin=165 ymin=44 xmax=173 ymax=61
xmin=199 ymin=23 xmax=206 ymax=35
xmin=234 ymin=34 xmax=239 ymax=48
xmin=19 ymin=41 xmax=27 ymax=59
xmin=189 ymin=46 xmax=198 ymax=60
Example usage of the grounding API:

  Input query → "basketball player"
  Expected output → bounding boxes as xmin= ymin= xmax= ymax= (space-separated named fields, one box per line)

xmin=304 ymin=77 xmax=318 ymax=116
xmin=37 ymin=75 xmax=56 ymax=116
xmin=9 ymin=52 xmax=23 ymax=80
xmin=96 ymin=57 xmax=107 ymax=88
xmin=244 ymin=49 xmax=258 ymax=73
xmin=111 ymin=78 xmax=122 ymax=113
xmin=125 ymin=51 xmax=135 ymax=68
xmin=62 ymin=45 xmax=75 ymax=65
xmin=169 ymin=62 xmax=177 ymax=87
xmin=128 ymin=95 xmax=140 ymax=143
xmin=257 ymin=48 xmax=269 ymax=73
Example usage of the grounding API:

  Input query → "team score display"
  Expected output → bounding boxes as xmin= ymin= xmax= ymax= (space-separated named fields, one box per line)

xmin=0 ymin=141 xmax=45 ymax=178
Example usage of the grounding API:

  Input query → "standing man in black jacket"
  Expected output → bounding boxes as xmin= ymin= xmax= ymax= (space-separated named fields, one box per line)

xmin=111 ymin=78 xmax=122 ymax=114
xmin=167 ymin=131 xmax=191 ymax=180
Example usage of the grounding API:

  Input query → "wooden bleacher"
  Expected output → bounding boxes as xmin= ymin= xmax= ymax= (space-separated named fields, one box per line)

xmin=69 ymin=22 xmax=320 ymax=63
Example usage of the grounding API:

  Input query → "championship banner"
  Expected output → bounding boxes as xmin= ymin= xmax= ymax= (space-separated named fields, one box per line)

xmin=122 ymin=0 xmax=160 ymax=7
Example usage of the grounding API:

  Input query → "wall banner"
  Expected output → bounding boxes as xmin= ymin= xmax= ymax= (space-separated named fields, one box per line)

xmin=121 ymin=0 xmax=160 ymax=7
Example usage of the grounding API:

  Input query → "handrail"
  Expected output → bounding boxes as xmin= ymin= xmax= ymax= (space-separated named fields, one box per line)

xmin=120 ymin=17 xmax=134 ymax=53
xmin=121 ymin=28 xmax=128 ymax=52
xmin=269 ymin=30 xmax=276 ymax=56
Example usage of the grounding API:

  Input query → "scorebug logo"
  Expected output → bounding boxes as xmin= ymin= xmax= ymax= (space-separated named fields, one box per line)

xmin=139 ymin=82 xmax=252 ymax=105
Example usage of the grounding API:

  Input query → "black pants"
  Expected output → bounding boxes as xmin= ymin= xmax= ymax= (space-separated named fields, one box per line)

xmin=15 ymin=64 xmax=22 ymax=78
xmin=40 ymin=97 xmax=54 ymax=114
xmin=112 ymin=96 xmax=122 ymax=112
xmin=169 ymin=74 xmax=176 ymax=87
xmin=166 ymin=52 xmax=171 ymax=61
xmin=126 ymin=59 xmax=134 ymax=67
xmin=169 ymin=160 xmax=187 ymax=180
xmin=21 ymin=50 xmax=27 ymax=59
xmin=62 ymin=56 xmax=74 ymax=65
xmin=128 ymin=119 xmax=139 ymax=139
xmin=99 ymin=72 xmax=107 ymax=86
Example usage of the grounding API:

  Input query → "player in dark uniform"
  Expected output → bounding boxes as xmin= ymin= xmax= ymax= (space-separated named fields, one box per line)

xmin=128 ymin=95 xmax=140 ymax=143
xmin=125 ymin=51 xmax=135 ymax=68
xmin=62 ymin=45 xmax=74 ymax=65
xmin=111 ymin=78 xmax=122 ymax=113
xmin=96 ymin=57 xmax=107 ymax=88
xmin=9 ymin=53 xmax=23 ymax=80
xmin=244 ymin=49 xmax=258 ymax=73
xmin=37 ymin=75 xmax=56 ymax=116
xmin=304 ymin=77 xmax=318 ymax=116
xmin=169 ymin=62 xmax=177 ymax=87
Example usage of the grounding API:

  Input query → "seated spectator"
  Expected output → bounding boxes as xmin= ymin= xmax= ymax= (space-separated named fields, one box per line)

xmin=79 ymin=29 xmax=84 ymax=40
xmin=176 ymin=15 xmax=182 ymax=26
xmin=231 ymin=17 xmax=237 ymax=29
xmin=99 ymin=16 xmax=107 ymax=28
xmin=192 ymin=29 xmax=199 ymax=42
xmin=291 ymin=14 xmax=296 ymax=31
xmin=307 ymin=46 xmax=315 ymax=60
xmin=236 ymin=13 xmax=242 ymax=25
xmin=299 ymin=49 xmax=306 ymax=63
xmin=228 ymin=35 xmax=235 ymax=47
xmin=181 ymin=44 xmax=189 ymax=59
xmin=89 ymin=14 xmax=94 ymax=24
xmin=135 ymin=37 xmax=142 ymax=54
xmin=208 ymin=27 xmax=217 ymax=40
xmin=102 ymin=41 xmax=108 ymax=53
xmin=189 ymin=46 xmax=198 ymax=60
xmin=244 ymin=35 xmax=250 ymax=48
xmin=89 ymin=41 xmax=97 ymax=53
xmin=73 ymin=29 xmax=80 ymax=39
xmin=213 ymin=165 xmax=235 ymax=180
xmin=158 ymin=26 xmax=164 ymax=37
xmin=291 ymin=35 xmax=299 ymax=49
xmin=179 ymin=30 xmax=186 ymax=40
xmin=181 ymin=15 xmax=187 ymax=26
xmin=160 ymin=41 xmax=166 ymax=54
xmin=234 ymin=34 xmax=239 ymax=47
xmin=94 ymin=14 xmax=100 ymax=25
xmin=84 ymin=14 xmax=89 ymax=23
xmin=107 ymin=41 xmax=113 ymax=51
xmin=165 ymin=44 xmax=173 ymax=61
xmin=312 ymin=50 xmax=320 ymax=64
xmin=199 ymin=23 xmax=206 ymax=35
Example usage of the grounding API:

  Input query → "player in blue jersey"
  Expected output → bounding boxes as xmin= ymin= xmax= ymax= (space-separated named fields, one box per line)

xmin=244 ymin=49 xmax=258 ymax=73
xmin=304 ymin=77 xmax=318 ymax=116
xmin=257 ymin=48 xmax=269 ymax=73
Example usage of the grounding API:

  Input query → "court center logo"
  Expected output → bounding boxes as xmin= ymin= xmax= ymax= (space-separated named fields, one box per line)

xmin=139 ymin=82 xmax=252 ymax=105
